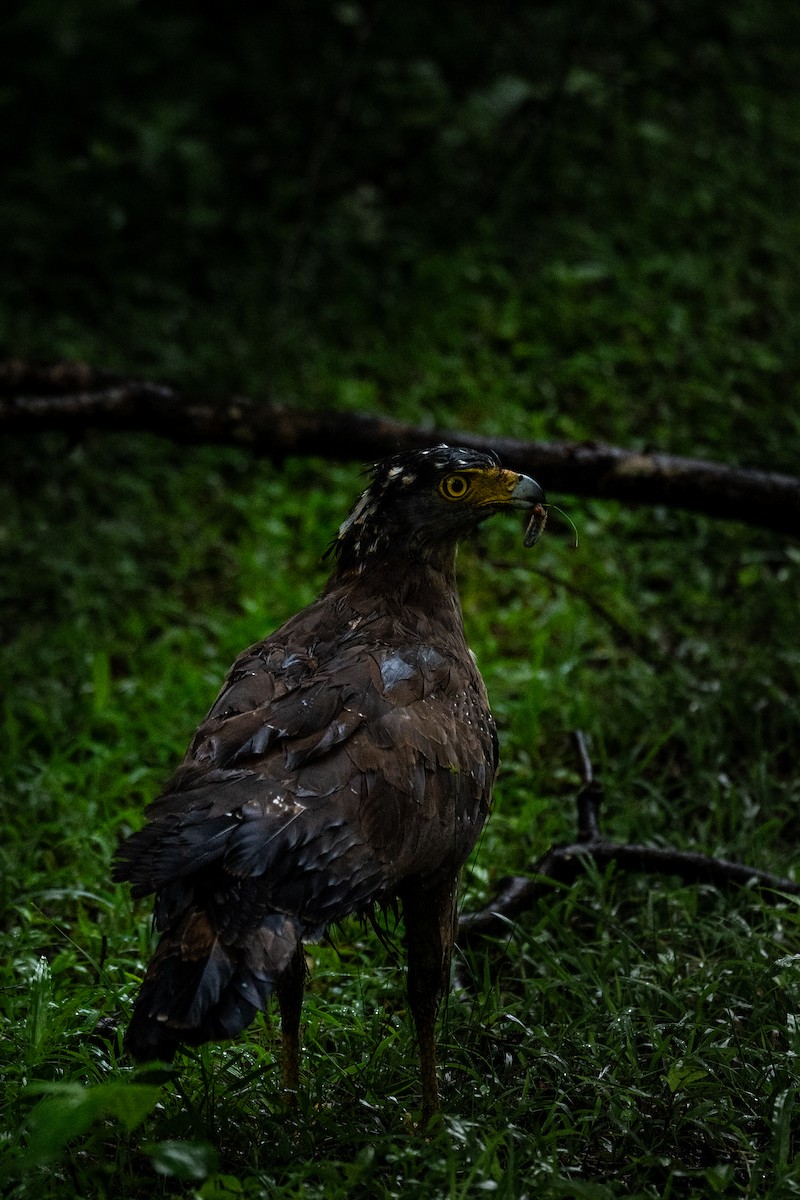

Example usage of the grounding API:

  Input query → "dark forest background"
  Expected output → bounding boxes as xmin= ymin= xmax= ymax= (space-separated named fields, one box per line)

xmin=4 ymin=0 xmax=800 ymax=456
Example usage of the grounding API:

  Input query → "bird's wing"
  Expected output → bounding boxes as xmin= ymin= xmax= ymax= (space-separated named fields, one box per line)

xmin=114 ymin=612 xmax=496 ymax=934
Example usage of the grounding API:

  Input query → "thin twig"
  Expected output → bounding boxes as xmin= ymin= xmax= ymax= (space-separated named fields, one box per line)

xmin=456 ymin=733 xmax=800 ymax=961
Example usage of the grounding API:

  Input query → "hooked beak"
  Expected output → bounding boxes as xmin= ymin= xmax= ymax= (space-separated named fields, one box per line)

xmin=509 ymin=472 xmax=546 ymax=509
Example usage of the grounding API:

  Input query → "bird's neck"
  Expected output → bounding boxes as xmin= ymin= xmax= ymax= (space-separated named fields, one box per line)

xmin=324 ymin=545 xmax=465 ymax=634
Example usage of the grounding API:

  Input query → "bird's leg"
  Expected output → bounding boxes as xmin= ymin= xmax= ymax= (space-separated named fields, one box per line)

xmin=401 ymin=878 xmax=458 ymax=1127
xmin=275 ymin=940 xmax=305 ymax=1101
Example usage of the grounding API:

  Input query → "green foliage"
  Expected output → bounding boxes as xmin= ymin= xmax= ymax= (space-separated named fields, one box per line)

xmin=24 ymin=1079 xmax=162 ymax=1166
xmin=2 ymin=0 xmax=800 ymax=1196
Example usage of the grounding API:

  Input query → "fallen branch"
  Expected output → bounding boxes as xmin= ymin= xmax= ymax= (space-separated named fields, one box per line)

xmin=2 ymin=359 xmax=799 ymax=535
xmin=457 ymin=733 xmax=800 ymax=955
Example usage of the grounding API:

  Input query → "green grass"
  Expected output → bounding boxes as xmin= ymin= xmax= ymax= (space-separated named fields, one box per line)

xmin=2 ymin=436 xmax=798 ymax=1199
xmin=3 ymin=0 xmax=800 ymax=1195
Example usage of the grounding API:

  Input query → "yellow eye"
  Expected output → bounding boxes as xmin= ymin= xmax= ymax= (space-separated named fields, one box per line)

xmin=439 ymin=473 xmax=470 ymax=500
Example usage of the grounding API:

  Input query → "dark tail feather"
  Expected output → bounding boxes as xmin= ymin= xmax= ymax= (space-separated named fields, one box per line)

xmin=124 ymin=910 xmax=306 ymax=1062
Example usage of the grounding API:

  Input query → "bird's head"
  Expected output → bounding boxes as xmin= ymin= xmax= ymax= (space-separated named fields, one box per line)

xmin=329 ymin=444 xmax=546 ymax=578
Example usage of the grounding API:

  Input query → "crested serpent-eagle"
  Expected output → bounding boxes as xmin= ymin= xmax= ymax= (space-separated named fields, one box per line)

xmin=114 ymin=444 xmax=546 ymax=1122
